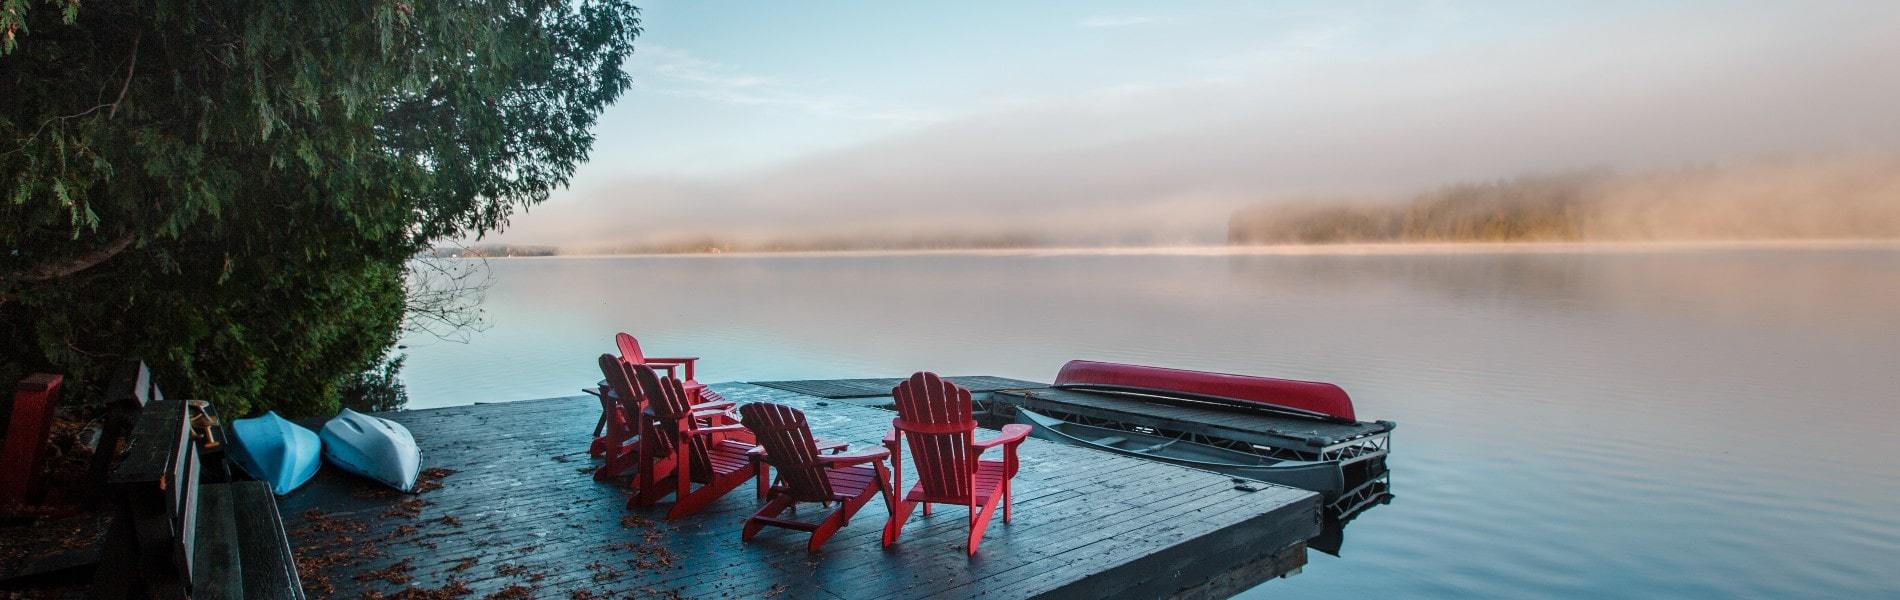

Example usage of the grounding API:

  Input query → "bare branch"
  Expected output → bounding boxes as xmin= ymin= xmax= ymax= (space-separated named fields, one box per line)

xmin=108 ymin=34 xmax=141 ymax=120
xmin=401 ymin=245 xmax=492 ymax=343
xmin=3 ymin=33 xmax=141 ymax=156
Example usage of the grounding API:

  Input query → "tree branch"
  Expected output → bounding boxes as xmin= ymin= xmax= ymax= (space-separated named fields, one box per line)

xmin=108 ymin=34 xmax=142 ymax=120
xmin=8 ymin=232 xmax=136 ymax=283
xmin=2 ymin=33 xmax=141 ymax=156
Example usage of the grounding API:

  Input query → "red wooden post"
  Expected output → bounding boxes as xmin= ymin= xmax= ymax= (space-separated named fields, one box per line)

xmin=1 ymin=373 xmax=65 ymax=505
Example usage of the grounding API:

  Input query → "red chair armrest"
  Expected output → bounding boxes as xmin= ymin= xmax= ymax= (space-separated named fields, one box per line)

xmin=691 ymin=399 xmax=735 ymax=410
xmin=693 ymin=424 xmax=748 ymax=436
xmin=818 ymin=448 xmax=891 ymax=466
xmin=973 ymin=424 xmax=1031 ymax=449
xmin=645 ymin=357 xmax=698 ymax=380
xmin=882 ymin=428 xmax=899 ymax=448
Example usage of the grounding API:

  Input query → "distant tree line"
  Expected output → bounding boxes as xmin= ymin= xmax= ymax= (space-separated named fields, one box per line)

xmin=428 ymin=245 xmax=561 ymax=258
xmin=1230 ymin=158 xmax=1900 ymax=244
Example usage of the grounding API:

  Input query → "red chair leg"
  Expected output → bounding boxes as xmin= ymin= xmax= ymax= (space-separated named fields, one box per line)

xmin=668 ymin=472 xmax=747 ymax=520
xmin=756 ymin=462 xmax=771 ymax=501
xmin=630 ymin=453 xmax=676 ymax=508
xmin=809 ymin=508 xmax=850 ymax=553
xmin=967 ymin=493 xmax=1004 ymax=556
xmin=883 ymin=497 xmax=917 ymax=547
xmin=1003 ymin=478 xmax=1012 ymax=523
xmin=595 ymin=446 xmax=634 ymax=482
xmin=744 ymin=495 xmax=796 ymax=542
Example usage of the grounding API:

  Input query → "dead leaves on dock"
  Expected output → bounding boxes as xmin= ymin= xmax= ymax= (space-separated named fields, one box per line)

xmin=291 ymin=469 xmax=461 ymax=598
xmin=288 ymin=464 xmax=698 ymax=599
xmin=414 ymin=468 xmax=456 ymax=494
xmin=285 ymin=463 xmax=687 ymax=600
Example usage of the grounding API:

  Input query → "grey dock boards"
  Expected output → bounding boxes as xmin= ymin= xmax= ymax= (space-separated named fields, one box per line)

xmin=749 ymin=376 xmax=1048 ymax=399
xmin=278 ymin=382 xmax=1321 ymax=599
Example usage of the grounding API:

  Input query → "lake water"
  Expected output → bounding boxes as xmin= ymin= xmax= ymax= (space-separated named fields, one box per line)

xmin=398 ymin=243 xmax=1900 ymax=598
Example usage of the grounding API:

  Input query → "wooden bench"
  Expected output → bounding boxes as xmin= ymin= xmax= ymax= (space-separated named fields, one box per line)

xmin=95 ymin=363 xmax=305 ymax=600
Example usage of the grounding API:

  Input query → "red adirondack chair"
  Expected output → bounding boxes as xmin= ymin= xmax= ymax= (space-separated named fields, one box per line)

xmin=591 ymin=332 xmax=717 ymax=458
xmin=882 ymin=372 xmax=1032 ymax=556
xmin=625 ymin=363 xmax=756 ymax=518
xmin=616 ymin=332 xmax=705 ymax=400
xmin=592 ymin=354 xmax=737 ymax=482
xmin=1 ymin=373 xmax=64 ymax=505
xmin=738 ymin=403 xmax=895 ymax=552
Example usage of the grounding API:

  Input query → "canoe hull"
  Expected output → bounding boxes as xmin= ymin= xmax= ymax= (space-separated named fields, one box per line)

xmin=228 ymin=411 xmax=322 ymax=495
xmin=320 ymin=408 xmax=421 ymax=493
xmin=1017 ymin=409 xmax=1346 ymax=497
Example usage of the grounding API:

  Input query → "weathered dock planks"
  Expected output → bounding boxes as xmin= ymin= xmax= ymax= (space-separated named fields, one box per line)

xmin=279 ymin=382 xmax=1321 ymax=599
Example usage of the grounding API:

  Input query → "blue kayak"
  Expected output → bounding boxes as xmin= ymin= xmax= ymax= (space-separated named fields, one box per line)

xmin=228 ymin=411 xmax=322 ymax=495
xmin=320 ymin=408 xmax=421 ymax=493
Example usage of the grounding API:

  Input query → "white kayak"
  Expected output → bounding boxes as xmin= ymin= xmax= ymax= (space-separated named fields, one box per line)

xmin=228 ymin=411 xmax=322 ymax=495
xmin=319 ymin=408 xmax=421 ymax=492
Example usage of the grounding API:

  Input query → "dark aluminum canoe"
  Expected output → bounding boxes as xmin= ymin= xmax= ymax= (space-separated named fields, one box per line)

xmin=1016 ymin=408 xmax=1346 ymax=496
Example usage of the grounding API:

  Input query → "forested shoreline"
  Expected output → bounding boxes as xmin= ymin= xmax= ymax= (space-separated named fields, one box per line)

xmin=1230 ymin=157 xmax=1900 ymax=245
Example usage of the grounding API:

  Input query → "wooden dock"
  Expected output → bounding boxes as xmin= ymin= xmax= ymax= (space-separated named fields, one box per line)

xmin=279 ymin=381 xmax=1322 ymax=599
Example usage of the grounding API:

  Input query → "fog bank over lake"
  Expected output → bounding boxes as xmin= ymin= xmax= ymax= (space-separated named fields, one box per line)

xmin=490 ymin=2 xmax=1900 ymax=250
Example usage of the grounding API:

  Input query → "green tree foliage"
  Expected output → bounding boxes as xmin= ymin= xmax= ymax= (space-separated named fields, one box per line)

xmin=1229 ymin=172 xmax=1607 ymax=245
xmin=1 ymin=0 xmax=641 ymax=415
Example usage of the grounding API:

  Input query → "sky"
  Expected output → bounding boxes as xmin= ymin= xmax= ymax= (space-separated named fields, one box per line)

xmin=489 ymin=0 xmax=1900 ymax=248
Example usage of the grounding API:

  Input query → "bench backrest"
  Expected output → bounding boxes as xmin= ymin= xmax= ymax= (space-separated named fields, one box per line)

xmin=106 ymin=380 xmax=200 ymax=597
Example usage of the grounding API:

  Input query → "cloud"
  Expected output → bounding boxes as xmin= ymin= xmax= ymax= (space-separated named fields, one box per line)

xmin=496 ymin=2 xmax=1900 ymax=248
xmin=1077 ymin=14 xmax=1165 ymax=29
xmin=633 ymin=45 xmax=941 ymax=124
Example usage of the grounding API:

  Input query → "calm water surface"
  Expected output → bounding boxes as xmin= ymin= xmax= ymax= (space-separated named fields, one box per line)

xmin=398 ymin=245 xmax=1900 ymax=598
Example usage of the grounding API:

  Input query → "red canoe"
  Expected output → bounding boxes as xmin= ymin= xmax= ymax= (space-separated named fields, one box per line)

xmin=1053 ymin=360 xmax=1357 ymax=422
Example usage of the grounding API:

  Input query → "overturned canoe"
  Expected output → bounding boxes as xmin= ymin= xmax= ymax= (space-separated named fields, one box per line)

xmin=228 ymin=411 xmax=322 ymax=495
xmin=320 ymin=408 xmax=421 ymax=493
xmin=1016 ymin=408 xmax=1346 ymax=496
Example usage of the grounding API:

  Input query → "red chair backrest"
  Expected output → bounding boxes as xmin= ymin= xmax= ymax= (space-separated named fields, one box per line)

xmin=615 ymin=332 xmax=647 ymax=365
xmin=890 ymin=372 xmax=977 ymax=500
xmin=597 ymin=354 xmax=644 ymax=431
xmin=738 ymin=403 xmax=833 ymax=501
xmin=630 ymin=363 xmax=710 ymax=475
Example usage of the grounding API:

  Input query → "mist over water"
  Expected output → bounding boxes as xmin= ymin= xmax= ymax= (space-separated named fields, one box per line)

xmin=399 ymin=245 xmax=1900 ymax=598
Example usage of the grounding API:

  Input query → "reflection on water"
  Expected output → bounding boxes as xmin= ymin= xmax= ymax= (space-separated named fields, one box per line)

xmin=1311 ymin=477 xmax=1394 ymax=557
xmin=400 ymin=245 xmax=1900 ymax=598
